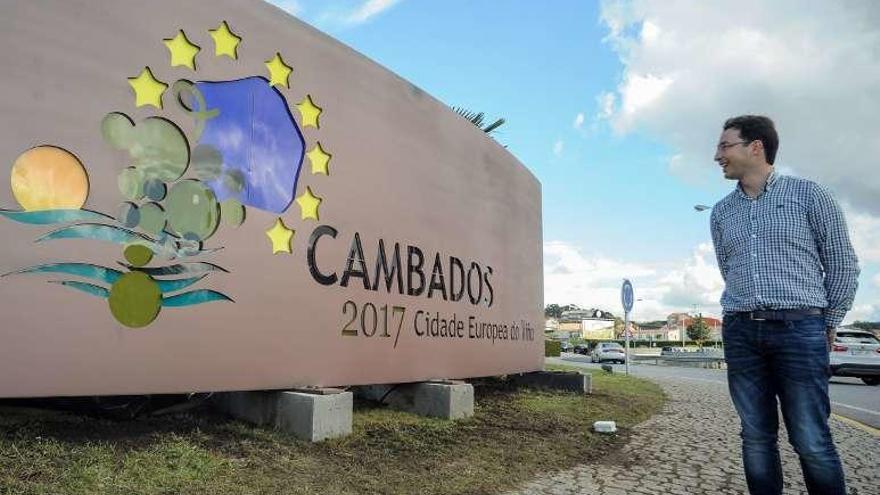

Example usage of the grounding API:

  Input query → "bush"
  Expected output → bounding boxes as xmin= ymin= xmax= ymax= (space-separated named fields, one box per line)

xmin=545 ymin=340 xmax=561 ymax=357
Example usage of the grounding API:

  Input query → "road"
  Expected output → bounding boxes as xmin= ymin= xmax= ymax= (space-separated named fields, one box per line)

xmin=551 ymin=353 xmax=880 ymax=429
xmin=510 ymin=360 xmax=879 ymax=494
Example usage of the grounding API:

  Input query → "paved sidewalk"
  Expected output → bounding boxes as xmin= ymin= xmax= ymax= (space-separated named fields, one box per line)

xmin=506 ymin=376 xmax=879 ymax=495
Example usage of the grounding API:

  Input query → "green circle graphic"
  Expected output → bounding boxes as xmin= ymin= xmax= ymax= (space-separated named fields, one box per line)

xmin=144 ymin=178 xmax=167 ymax=201
xmin=138 ymin=202 xmax=167 ymax=235
xmin=124 ymin=244 xmax=154 ymax=267
xmin=108 ymin=272 xmax=161 ymax=328
xmin=221 ymin=199 xmax=245 ymax=227
xmin=166 ymin=180 xmax=220 ymax=240
xmin=118 ymin=167 xmax=144 ymax=200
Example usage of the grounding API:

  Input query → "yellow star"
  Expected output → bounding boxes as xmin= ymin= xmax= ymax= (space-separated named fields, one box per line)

xmin=296 ymin=95 xmax=322 ymax=128
xmin=307 ymin=142 xmax=331 ymax=175
xmin=209 ymin=21 xmax=241 ymax=59
xmin=295 ymin=187 xmax=322 ymax=221
xmin=265 ymin=218 xmax=294 ymax=254
xmin=127 ymin=67 xmax=168 ymax=109
xmin=163 ymin=30 xmax=200 ymax=70
xmin=265 ymin=52 xmax=293 ymax=89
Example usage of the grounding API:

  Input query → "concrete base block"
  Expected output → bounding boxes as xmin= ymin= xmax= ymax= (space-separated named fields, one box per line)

xmin=511 ymin=371 xmax=592 ymax=394
xmin=354 ymin=380 xmax=474 ymax=420
xmin=215 ymin=388 xmax=352 ymax=442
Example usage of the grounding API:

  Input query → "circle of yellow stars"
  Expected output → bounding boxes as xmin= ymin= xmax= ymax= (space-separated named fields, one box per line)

xmin=124 ymin=20 xmax=332 ymax=256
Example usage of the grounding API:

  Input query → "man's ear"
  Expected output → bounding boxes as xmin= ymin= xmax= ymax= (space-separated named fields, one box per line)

xmin=752 ymin=140 xmax=766 ymax=161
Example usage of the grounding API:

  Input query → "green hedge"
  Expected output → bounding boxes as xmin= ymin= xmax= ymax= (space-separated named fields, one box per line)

xmin=545 ymin=340 xmax=561 ymax=357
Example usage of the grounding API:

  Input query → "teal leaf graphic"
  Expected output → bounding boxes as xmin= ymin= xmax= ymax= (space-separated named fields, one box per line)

xmin=0 ymin=209 xmax=114 ymax=225
xmin=162 ymin=290 xmax=233 ymax=307
xmin=156 ymin=275 xmax=206 ymax=293
xmin=3 ymin=263 xmax=122 ymax=284
xmin=49 ymin=280 xmax=110 ymax=298
xmin=122 ymin=262 xmax=229 ymax=276
xmin=37 ymin=223 xmax=159 ymax=248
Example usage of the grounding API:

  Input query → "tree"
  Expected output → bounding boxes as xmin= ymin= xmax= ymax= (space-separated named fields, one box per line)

xmin=851 ymin=321 xmax=880 ymax=331
xmin=544 ymin=304 xmax=562 ymax=319
xmin=687 ymin=314 xmax=711 ymax=347
xmin=613 ymin=317 xmax=625 ymax=335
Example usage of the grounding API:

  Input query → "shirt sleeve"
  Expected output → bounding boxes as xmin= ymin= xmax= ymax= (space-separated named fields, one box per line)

xmin=710 ymin=207 xmax=728 ymax=282
xmin=808 ymin=185 xmax=860 ymax=328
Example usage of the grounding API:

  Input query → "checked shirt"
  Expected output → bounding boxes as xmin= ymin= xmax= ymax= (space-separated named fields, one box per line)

xmin=710 ymin=170 xmax=859 ymax=328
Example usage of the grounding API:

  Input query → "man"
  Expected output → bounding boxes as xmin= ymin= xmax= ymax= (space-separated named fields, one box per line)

xmin=710 ymin=115 xmax=859 ymax=495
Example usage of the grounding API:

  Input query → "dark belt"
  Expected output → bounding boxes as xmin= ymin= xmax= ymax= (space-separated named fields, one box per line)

xmin=734 ymin=308 xmax=823 ymax=321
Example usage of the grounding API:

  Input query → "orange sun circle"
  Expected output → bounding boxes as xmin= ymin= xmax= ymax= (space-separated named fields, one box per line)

xmin=10 ymin=145 xmax=89 ymax=211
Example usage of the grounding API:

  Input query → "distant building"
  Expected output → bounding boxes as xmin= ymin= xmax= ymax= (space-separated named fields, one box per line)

xmin=659 ymin=313 xmax=722 ymax=341
xmin=631 ymin=323 xmax=667 ymax=342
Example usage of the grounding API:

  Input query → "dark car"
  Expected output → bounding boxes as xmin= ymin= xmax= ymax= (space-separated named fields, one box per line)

xmin=573 ymin=344 xmax=590 ymax=355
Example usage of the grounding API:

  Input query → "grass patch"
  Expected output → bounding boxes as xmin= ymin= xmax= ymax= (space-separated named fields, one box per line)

xmin=0 ymin=370 xmax=665 ymax=495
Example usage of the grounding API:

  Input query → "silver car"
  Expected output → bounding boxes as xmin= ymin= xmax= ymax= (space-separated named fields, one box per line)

xmin=830 ymin=329 xmax=880 ymax=386
xmin=590 ymin=342 xmax=626 ymax=364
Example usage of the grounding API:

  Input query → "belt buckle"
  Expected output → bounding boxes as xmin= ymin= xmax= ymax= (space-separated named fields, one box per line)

xmin=750 ymin=312 xmax=766 ymax=321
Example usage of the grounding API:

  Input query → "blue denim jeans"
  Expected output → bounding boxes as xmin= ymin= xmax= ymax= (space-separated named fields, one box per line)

xmin=722 ymin=313 xmax=846 ymax=495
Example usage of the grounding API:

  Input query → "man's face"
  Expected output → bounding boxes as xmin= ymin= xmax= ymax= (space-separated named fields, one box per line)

xmin=714 ymin=128 xmax=753 ymax=180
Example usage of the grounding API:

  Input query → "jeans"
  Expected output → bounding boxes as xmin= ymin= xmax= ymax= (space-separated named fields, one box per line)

xmin=722 ymin=313 xmax=846 ymax=495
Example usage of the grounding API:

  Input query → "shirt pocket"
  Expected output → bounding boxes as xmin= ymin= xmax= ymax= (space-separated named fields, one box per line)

xmin=762 ymin=199 xmax=813 ymax=248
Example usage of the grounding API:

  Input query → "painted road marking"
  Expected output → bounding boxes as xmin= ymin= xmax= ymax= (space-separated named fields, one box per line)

xmin=831 ymin=413 xmax=880 ymax=436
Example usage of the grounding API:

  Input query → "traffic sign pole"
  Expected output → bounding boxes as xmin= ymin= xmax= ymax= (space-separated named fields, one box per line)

xmin=621 ymin=279 xmax=634 ymax=376
xmin=624 ymin=310 xmax=630 ymax=375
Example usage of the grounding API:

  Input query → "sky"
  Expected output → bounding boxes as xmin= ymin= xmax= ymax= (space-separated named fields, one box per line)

xmin=266 ymin=0 xmax=880 ymax=324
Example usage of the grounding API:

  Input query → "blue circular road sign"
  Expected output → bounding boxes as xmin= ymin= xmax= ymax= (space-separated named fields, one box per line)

xmin=621 ymin=279 xmax=634 ymax=313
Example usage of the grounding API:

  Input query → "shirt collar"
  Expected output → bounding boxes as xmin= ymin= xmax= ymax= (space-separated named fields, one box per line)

xmin=736 ymin=168 xmax=778 ymax=199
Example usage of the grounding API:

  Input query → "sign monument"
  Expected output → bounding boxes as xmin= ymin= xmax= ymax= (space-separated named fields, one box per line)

xmin=0 ymin=0 xmax=543 ymax=398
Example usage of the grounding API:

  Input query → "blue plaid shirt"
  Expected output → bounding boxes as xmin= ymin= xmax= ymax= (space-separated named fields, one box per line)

xmin=710 ymin=170 xmax=859 ymax=328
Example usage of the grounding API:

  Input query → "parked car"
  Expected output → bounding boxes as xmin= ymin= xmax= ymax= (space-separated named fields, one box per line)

xmin=830 ymin=329 xmax=880 ymax=386
xmin=573 ymin=344 xmax=591 ymax=355
xmin=660 ymin=346 xmax=685 ymax=356
xmin=590 ymin=342 xmax=626 ymax=364
xmin=560 ymin=342 xmax=573 ymax=353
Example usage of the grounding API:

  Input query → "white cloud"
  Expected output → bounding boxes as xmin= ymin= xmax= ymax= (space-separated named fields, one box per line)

xmin=617 ymin=73 xmax=674 ymax=123
xmin=640 ymin=19 xmax=660 ymax=44
xmin=597 ymin=0 xmax=880 ymax=215
xmin=844 ymin=303 xmax=879 ymax=325
xmin=847 ymin=209 xmax=880 ymax=263
xmin=573 ymin=113 xmax=585 ymax=130
xmin=657 ymin=243 xmax=724 ymax=310
xmin=347 ymin=0 xmax=401 ymax=24
xmin=553 ymin=139 xmax=564 ymax=157
xmin=596 ymin=91 xmax=615 ymax=120
xmin=586 ymin=92 xmax=617 ymax=134
xmin=544 ymin=241 xmax=722 ymax=320
xmin=545 ymin=238 xmax=877 ymax=323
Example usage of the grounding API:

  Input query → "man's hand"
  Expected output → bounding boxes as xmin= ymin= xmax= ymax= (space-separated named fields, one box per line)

xmin=826 ymin=326 xmax=836 ymax=349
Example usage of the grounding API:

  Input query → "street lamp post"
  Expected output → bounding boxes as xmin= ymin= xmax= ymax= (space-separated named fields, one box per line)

xmin=680 ymin=317 xmax=686 ymax=348
xmin=689 ymin=205 xmax=712 ymax=349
